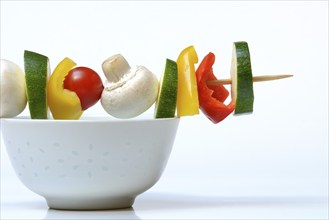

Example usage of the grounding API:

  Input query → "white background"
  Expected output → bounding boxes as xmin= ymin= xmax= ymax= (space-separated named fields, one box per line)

xmin=1 ymin=1 xmax=328 ymax=219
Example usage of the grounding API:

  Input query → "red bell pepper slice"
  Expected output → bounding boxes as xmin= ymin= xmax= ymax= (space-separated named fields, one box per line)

xmin=196 ymin=52 xmax=235 ymax=123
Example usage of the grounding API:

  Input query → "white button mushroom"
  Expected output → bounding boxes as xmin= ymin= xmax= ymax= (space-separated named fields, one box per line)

xmin=0 ymin=59 xmax=27 ymax=118
xmin=101 ymin=54 xmax=159 ymax=119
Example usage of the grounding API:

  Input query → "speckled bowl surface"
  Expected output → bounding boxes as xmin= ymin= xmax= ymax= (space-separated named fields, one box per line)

xmin=1 ymin=116 xmax=180 ymax=210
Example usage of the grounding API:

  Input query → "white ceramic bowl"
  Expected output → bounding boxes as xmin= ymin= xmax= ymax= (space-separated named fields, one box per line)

xmin=1 ymin=116 xmax=180 ymax=210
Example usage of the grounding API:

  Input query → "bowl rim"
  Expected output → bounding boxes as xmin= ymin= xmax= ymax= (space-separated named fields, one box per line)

xmin=0 ymin=116 xmax=180 ymax=123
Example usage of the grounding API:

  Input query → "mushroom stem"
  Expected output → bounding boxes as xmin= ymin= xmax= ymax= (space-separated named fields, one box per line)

xmin=102 ymin=54 xmax=131 ymax=82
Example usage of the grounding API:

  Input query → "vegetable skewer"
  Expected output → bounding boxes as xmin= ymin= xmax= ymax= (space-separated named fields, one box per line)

xmin=207 ymin=74 xmax=293 ymax=85
xmin=0 ymin=41 xmax=292 ymax=124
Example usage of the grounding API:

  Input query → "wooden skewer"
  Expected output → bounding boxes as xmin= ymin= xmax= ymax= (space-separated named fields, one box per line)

xmin=207 ymin=74 xmax=293 ymax=85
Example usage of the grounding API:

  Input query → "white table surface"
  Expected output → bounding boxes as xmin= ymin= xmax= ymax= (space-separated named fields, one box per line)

xmin=1 ymin=1 xmax=328 ymax=219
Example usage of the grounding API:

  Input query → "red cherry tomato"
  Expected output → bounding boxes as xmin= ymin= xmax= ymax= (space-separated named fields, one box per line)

xmin=64 ymin=67 xmax=104 ymax=110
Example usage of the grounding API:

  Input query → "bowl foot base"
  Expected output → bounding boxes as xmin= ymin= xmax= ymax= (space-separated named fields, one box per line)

xmin=46 ymin=196 xmax=135 ymax=210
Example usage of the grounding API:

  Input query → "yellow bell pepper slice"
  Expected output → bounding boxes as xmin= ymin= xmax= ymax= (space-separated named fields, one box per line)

xmin=176 ymin=45 xmax=199 ymax=116
xmin=47 ymin=57 xmax=83 ymax=120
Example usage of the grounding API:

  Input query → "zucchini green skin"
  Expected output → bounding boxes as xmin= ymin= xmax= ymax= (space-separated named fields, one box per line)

xmin=24 ymin=50 xmax=49 ymax=119
xmin=155 ymin=59 xmax=178 ymax=118
xmin=232 ymin=41 xmax=254 ymax=114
